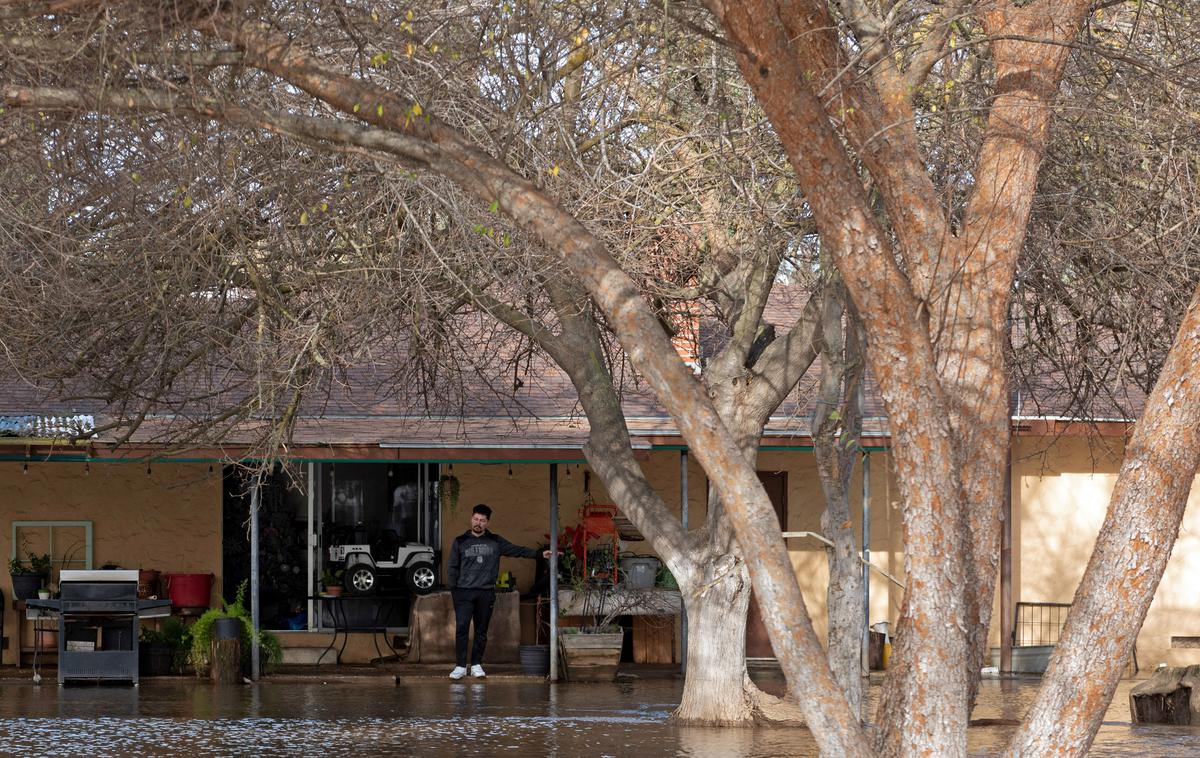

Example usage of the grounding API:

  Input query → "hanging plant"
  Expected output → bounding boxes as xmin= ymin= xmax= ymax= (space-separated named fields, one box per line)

xmin=439 ymin=473 xmax=460 ymax=513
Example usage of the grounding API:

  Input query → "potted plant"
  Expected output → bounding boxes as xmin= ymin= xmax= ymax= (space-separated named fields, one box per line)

xmin=321 ymin=568 xmax=344 ymax=597
xmin=9 ymin=552 xmax=51 ymax=601
xmin=555 ymin=566 xmax=627 ymax=682
xmin=189 ymin=580 xmax=281 ymax=677
xmin=439 ymin=473 xmax=460 ymax=513
xmin=140 ymin=616 xmax=193 ymax=676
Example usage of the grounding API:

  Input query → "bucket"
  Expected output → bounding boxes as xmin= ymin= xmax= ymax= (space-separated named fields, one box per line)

xmin=163 ymin=573 xmax=213 ymax=608
xmin=519 ymin=644 xmax=550 ymax=676
xmin=619 ymin=556 xmax=661 ymax=589
xmin=213 ymin=617 xmax=243 ymax=641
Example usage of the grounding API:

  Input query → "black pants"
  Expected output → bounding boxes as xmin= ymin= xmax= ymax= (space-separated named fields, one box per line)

xmin=452 ymin=588 xmax=497 ymax=667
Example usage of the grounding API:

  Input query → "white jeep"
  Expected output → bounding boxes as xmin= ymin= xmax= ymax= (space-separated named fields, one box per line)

xmin=328 ymin=534 xmax=437 ymax=596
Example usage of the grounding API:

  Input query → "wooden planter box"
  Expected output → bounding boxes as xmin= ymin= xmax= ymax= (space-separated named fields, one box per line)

xmin=558 ymin=628 xmax=623 ymax=682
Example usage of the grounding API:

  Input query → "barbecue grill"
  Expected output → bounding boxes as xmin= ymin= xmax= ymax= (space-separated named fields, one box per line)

xmin=26 ymin=569 xmax=172 ymax=684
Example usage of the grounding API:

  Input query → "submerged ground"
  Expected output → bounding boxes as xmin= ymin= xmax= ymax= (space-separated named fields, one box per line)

xmin=0 ymin=674 xmax=1195 ymax=756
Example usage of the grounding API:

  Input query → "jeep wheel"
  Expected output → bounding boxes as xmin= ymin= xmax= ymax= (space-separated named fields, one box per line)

xmin=346 ymin=564 xmax=377 ymax=596
xmin=405 ymin=562 xmax=437 ymax=595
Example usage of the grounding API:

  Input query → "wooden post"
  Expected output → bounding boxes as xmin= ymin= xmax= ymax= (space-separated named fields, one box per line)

xmin=861 ymin=450 xmax=870 ymax=675
xmin=680 ymin=449 xmax=688 ymax=675
xmin=211 ymin=639 xmax=242 ymax=684
xmin=1001 ymin=419 xmax=1013 ymax=675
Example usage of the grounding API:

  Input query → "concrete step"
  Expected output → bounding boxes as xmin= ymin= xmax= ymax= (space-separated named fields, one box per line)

xmin=282 ymin=646 xmax=333 ymax=665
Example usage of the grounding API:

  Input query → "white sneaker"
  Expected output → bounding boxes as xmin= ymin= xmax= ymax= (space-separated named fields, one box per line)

xmin=470 ymin=664 xmax=486 ymax=678
xmin=449 ymin=666 xmax=468 ymax=680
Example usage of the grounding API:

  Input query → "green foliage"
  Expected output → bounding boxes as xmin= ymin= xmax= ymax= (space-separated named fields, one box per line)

xmin=189 ymin=579 xmax=282 ymax=673
xmin=140 ymin=616 xmax=193 ymax=673
xmin=321 ymin=567 xmax=344 ymax=588
xmin=439 ymin=474 xmax=460 ymax=513
xmin=9 ymin=553 xmax=52 ymax=576
xmin=656 ymin=564 xmax=678 ymax=590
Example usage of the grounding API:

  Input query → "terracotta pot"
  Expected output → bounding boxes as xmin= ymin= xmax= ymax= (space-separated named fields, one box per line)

xmin=325 ymin=586 xmax=344 ymax=598
xmin=138 ymin=569 xmax=160 ymax=599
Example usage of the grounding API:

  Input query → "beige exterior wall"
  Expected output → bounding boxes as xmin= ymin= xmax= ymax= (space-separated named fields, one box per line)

xmin=1 ymin=461 xmax=222 ymax=666
xmin=1010 ymin=436 xmax=1200 ymax=668
xmin=14 ymin=439 xmax=1195 ymax=671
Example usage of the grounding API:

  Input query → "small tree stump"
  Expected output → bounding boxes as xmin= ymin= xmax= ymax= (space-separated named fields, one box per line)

xmin=210 ymin=639 xmax=243 ymax=684
xmin=1130 ymin=665 xmax=1200 ymax=724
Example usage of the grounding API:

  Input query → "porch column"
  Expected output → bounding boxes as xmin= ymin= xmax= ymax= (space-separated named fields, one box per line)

xmin=861 ymin=451 xmax=870 ymax=675
xmin=1001 ymin=433 xmax=1014 ymax=674
xmin=549 ymin=463 xmax=559 ymax=682
xmin=250 ymin=475 xmax=261 ymax=681
xmin=680 ymin=449 xmax=688 ymax=674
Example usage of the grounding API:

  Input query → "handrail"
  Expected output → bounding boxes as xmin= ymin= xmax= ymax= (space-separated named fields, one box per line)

xmin=781 ymin=531 xmax=907 ymax=589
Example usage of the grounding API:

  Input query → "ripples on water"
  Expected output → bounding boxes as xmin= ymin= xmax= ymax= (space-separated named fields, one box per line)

xmin=0 ymin=676 xmax=1197 ymax=756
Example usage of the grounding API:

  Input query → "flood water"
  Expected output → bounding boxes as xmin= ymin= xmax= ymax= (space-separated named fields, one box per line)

xmin=0 ymin=674 xmax=1197 ymax=756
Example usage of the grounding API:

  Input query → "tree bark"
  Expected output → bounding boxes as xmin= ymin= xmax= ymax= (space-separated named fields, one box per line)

xmin=673 ymin=562 xmax=757 ymax=725
xmin=1007 ymin=284 xmax=1200 ymax=756
xmin=814 ymin=280 xmax=866 ymax=717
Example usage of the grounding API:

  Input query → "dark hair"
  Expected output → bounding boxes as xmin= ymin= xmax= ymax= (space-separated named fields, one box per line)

xmin=472 ymin=503 xmax=493 ymax=519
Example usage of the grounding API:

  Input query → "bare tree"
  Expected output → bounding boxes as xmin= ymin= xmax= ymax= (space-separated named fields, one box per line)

xmin=5 ymin=1 xmax=1200 ymax=756
xmin=0 ymin=0 xmax=864 ymax=732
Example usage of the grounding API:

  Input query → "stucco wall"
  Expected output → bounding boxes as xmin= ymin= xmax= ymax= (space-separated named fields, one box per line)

xmin=1 ymin=461 xmax=222 ymax=666
xmin=1011 ymin=436 xmax=1200 ymax=668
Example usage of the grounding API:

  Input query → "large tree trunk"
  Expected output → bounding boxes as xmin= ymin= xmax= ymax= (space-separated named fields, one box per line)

xmin=1006 ymin=285 xmax=1200 ymax=756
xmin=673 ymin=563 xmax=756 ymax=724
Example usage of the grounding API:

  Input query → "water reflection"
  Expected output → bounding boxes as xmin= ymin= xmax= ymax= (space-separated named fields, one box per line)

xmin=0 ymin=676 xmax=1196 ymax=756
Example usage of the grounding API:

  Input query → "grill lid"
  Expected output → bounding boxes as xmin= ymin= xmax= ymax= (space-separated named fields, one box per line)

xmin=60 ymin=569 xmax=139 ymax=583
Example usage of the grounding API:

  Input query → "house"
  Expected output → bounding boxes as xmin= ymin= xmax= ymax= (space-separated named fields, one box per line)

xmin=2 ymin=305 xmax=1198 ymax=673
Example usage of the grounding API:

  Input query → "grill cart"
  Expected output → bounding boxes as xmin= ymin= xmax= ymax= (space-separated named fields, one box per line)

xmin=26 ymin=569 xmax=172 ymax=685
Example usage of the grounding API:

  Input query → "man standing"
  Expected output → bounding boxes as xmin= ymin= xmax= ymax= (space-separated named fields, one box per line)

xmin=447 ymin=503 xmax=551 ymax=679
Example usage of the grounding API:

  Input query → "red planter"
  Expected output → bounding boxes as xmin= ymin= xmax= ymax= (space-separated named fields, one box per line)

xmin=162 ymin=573 xmax=213 ymax=608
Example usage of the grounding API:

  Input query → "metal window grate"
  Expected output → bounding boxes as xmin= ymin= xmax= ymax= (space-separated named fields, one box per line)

xmin=1013 ymin=601 xmax=1071 ymax=647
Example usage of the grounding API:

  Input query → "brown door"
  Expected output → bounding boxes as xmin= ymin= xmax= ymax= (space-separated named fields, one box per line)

xmin=745 ymin=471 xmax=788 ymax=658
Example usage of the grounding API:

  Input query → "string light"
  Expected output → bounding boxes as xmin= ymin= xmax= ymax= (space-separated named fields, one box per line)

xmin=22 ymin=461 xmax=28 ymax=474
xmin=85 ymin=461 xmax=90 ymax=475
xmin=507 ymin=466 xmax=513 ymax=479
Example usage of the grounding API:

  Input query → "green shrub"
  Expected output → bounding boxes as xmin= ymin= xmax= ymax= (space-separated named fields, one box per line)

xmin=189 ymin=579 xmax=282 ymax=674
xmin=140 ymin=616 xmax=193 ymax=673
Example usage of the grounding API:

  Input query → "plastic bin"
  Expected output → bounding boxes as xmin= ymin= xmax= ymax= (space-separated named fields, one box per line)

xmin=619 ymin=556 xmax=661 ymax=589
xmin=162 ymin=573 xmax=213 ymax=609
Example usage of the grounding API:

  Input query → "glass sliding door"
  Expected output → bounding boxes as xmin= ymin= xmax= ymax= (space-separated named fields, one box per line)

xmin=312 ymin=462 xmax=439 ymax=631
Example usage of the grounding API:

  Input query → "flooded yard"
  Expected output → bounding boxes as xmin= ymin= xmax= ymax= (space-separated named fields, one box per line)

xmin=0 ymin=675 xmax=1197 ymax=756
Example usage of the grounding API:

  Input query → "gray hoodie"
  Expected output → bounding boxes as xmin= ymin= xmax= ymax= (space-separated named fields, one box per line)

xmin=448 ymin=530 xmax=540 ymax=589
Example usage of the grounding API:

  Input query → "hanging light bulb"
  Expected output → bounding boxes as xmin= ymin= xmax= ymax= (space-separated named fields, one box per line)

xmin=85 ymin=461 xmax=90 ymax=475
xmin=22 ymin=461 xmax=28 ymax=474
xmin=208 ymin=463 xmax=214 ymax=474
xmin=507 ymin=465 xmax=513 ymax=479
xmin=146 ymin=464 xmax=152 ymax=476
